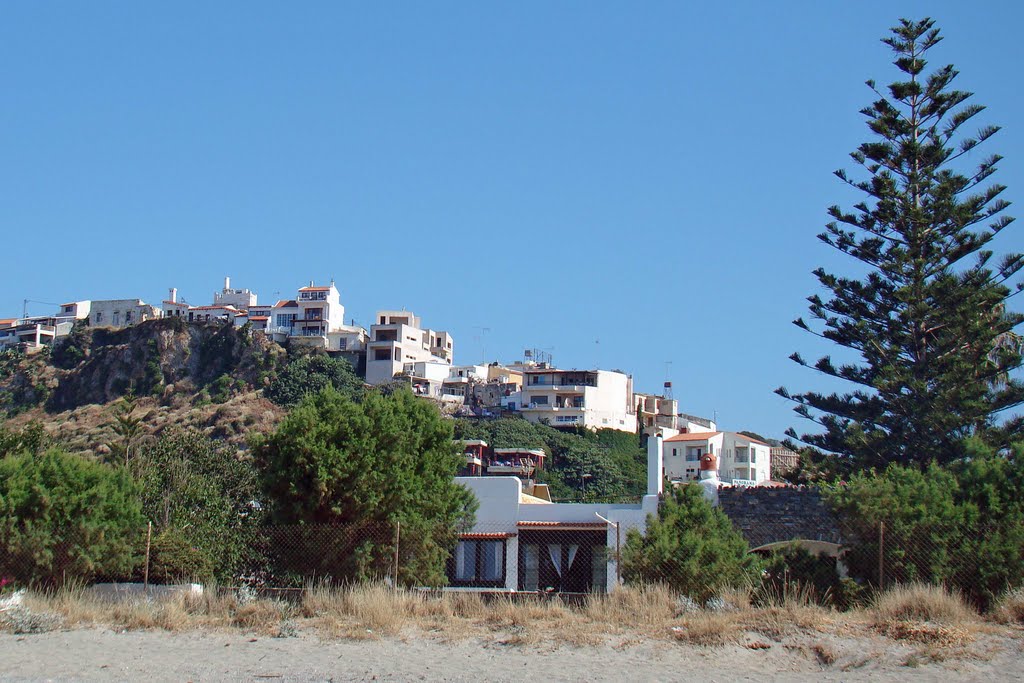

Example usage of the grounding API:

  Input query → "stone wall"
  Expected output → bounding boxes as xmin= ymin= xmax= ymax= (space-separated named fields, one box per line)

xmin=718 ymin=486 xmax=841 ymax=549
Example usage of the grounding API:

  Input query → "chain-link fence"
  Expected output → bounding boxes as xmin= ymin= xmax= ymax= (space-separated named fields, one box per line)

xmin=1 ymin=517 xmax=1021 ymax=609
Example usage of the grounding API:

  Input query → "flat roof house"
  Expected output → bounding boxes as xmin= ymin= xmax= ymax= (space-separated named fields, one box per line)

xmin=447 ymin=436 xmax=664 ymax=593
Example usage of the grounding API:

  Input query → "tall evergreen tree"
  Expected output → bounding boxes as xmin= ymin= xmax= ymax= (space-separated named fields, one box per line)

xmin=778 ymin=18 xmax=1023 ymax=469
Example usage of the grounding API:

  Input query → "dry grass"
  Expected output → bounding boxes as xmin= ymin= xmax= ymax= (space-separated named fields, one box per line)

xmin=871 ymin=583 xmax=976 ymax=624
xmin=12 ymin=580 xmax=1015 ymax=660
xmin=869 ymin=584 xmax=979 ymax=648
xmin=992 ymin=588 xmax=1024 ymax=624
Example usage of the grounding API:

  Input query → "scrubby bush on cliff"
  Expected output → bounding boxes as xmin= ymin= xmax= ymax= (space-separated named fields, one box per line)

xmin=264 ymin=352 xmax=362 ymax=407
xmin=0 ymin=449 xmax=144 ymax=586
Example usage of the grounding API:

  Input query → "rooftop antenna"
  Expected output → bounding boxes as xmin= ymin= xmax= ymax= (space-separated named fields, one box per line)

xmin=473 ymin=326 xmax=491 ymax=364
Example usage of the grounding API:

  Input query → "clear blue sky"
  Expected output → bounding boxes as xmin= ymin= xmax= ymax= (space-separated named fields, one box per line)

xmin=2 ymin=2 xmax=1021 ymax=440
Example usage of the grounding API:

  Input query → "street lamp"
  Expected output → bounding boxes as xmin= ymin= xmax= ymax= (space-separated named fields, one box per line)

xmin=581 ymin=473 xmax=593 ymax=499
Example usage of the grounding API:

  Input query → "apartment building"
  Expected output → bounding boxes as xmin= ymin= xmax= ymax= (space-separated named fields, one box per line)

xmin=662 ymin=431 xmax=772 ymax=485
xmin=364 ymin=310 xmax=454 ymax=385
xmin=519 ymin=367 xmax=637 ymax=433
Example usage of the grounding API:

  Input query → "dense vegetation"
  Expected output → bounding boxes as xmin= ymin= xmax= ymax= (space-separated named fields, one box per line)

xmin=254 ymin=387 xmax=476 ymax=586
xmin=452 ymin=417 xmax=647 ymax=501
xmin=622 ymin=484 xmax=761 ymax=602
xmin=0 ymin=448 xmax=145 ymax=585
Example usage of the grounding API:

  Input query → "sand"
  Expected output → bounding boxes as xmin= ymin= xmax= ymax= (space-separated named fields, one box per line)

xmin=2 ymin=626 xmax=1022 ymax=682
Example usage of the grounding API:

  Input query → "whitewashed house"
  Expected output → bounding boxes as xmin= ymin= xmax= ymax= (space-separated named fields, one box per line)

xmin=448 ymin=436 xmax=664 ymax=593
xmin=662 ymin=431 xmax=771 ymax=486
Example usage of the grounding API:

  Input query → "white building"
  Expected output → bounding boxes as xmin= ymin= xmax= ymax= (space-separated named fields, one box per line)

xmin=518 ymin=367 xmax=637 ymax=432
xmin=88 ymin=299 xmax=161 ymax=329
xmin=662 ymin=431 xmax=772 ymax=486
xmin=635 ymin=389 xmax=717 ymax=439
xmin=448 ymin=435 xmax=664 ymax=593
xmin=364 ymin=310 xmax=454 ymax=385
xmin=213 ymin=276 xmax=257 ymax=311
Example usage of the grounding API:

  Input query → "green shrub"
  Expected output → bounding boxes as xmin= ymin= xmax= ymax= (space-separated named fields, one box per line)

xmin=0 ymin=449 xmax=144 ymax=586
xmin=622 ymin=483 xmax=761 ymax=601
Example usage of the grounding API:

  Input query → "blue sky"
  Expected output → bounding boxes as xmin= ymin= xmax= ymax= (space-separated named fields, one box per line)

xmin=2 ymin=2 xmax=1021 ymax=439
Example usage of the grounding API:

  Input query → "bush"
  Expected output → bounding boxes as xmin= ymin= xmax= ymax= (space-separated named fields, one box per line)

xmin=0 ymin=449 xmax=144 ymax=586
xmin=254 ymin=387 xmax=476 ymax=586
xmin=622 ymin=483 xmax=761 ymax=602
xmin=265 ymin=352 xmax=362 ymax=406
xmin=134 ymin=430 xmax=264 ymax=583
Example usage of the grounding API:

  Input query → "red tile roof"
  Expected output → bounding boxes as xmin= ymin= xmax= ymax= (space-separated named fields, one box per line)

xmin=273 ymin=300 xmax=298 ymax=308
xmin=517 ymin=521 xmax=607 ymax=529
xmin=248 ymin=316 xmax=269 ymax=321
xmin=299 ymin=286 xmax=331 ymax=292
xmin=460 ymin=532 xmax=516 ymax=540
xmin=665 ymin=432 xmax=722 ymax=442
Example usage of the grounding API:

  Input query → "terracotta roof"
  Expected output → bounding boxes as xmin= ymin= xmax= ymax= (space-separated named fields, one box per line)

xmin=298 ymin=286 xmax=331 ymax=292
xmin=0 ymin=319 xmax=16 ymax=326
xmin=517 ymin=521 xmax=607 ymax=529
xmin=190 ymin=305 xmax=239 ymax=312
xmin=665 ymin=432 xmax=722 ymax=442
xmin=460 ymin=532 xmax=516 ymax=540
xmin=248 ymin=316 xmax=269 ymax=321
xmin=274 ymin=300 xmax=298 ymax=308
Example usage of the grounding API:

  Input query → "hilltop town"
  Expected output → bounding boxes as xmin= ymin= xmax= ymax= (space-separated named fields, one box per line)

xmin=0 ymin=276 xmax=799 ymax=485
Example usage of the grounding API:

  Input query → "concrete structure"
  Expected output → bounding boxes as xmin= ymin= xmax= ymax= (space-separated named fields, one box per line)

xmin=213 ymin=276 xmax=257 ymax=311
xmin=519 ymin=368 xmax=637 ymax=432
xmin=662 ymin=432 xmax=771 ymax=486
xmin=88 ymin=299 xmax=161 ymax=329
xmin=635 ymin=391 xmax=717 ymax=439
xmin=449 ymin=435 xmax=663 ymax=593
xmin=365 ymin=310 xmax=454 ymax=385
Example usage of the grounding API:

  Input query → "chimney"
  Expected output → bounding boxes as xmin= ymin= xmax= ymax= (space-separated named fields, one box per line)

xmin=224 ymin=276 xmax=231 ymax=291
xmin=647 ymin=434 xmax=664 ymax=496
xmin=169 ymin=287 xmax=177 ymax=303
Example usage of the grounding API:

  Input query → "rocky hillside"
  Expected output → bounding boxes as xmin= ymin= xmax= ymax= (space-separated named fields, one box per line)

xmin=0 ymin=318 xmax=290 ymax=453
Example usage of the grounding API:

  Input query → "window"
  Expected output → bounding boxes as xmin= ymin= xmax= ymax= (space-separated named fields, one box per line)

xmin=686 ymin=447 xmax=702 ymax=462
xmin=338 ymin=338 xmax=348 ymax=350
xmin=450 ymin=540 xmax=505 ymax=586
xmin=275 ymin=313 xmax=295 ymax=328
xmin=530 ymin=395 xmax=548 ymax=406
xmin=374 ymin=348 xmax=391 ymax=361
xmin=125 ymin=311 xmax=133 ymax=323
xmin=113 ymin=312 xmax=120 ymax=326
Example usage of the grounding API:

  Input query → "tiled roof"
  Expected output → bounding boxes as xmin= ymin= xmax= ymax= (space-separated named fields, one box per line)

xmin=298 ymin=286 xmax=331 ymax=292
xmin=665 ymin=432 xmax=722 ymax=442
xmin=459 ymin=532 xmax=516 ymax=540
xmin=273 ymin=300 xmax=298 ymax=308
xmin=248 ymin=316 xmax=269 ymax=321
xmin=190 ymin=305 xmax=239 ymax=311
xmin=517 ymin=521 xmax=607 ymax=529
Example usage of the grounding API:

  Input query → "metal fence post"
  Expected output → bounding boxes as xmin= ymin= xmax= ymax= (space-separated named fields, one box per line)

xmin=393 ymin=521 xmax=401 ymax=589
xmin=878 ymin=520 xmax=885 ymax=591
xmin=143 ymin=521 xmax=153 ymax=592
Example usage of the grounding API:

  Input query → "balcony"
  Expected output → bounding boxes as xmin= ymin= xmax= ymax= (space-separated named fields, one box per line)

xmin=298 ymin=291 xmax=328 ymax=301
